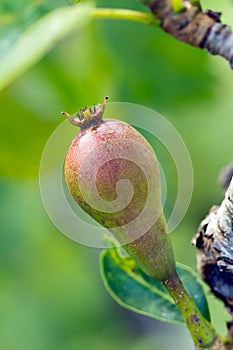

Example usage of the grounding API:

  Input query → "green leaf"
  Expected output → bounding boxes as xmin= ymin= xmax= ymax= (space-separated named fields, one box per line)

xmin=0 ymin=1 xmax=94 ymax=91
xmin=100 ymin=247 xmax=210 ymax=324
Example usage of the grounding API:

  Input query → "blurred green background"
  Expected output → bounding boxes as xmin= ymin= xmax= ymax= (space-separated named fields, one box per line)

xmin=0 ymin=0 xmax=233 ymax=349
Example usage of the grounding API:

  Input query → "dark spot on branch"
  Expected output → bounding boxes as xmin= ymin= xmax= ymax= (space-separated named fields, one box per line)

xmin=205 ymin=10 xmax=221 ymax=22
xmin=191 ymin=315 xmax=200 ymax=325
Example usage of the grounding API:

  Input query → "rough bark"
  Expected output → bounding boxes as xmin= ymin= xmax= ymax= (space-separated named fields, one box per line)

xmin=192 ymin=178 xmax=233 ymax=308
xmin=193 ymin=177 xmax=233 ymax=347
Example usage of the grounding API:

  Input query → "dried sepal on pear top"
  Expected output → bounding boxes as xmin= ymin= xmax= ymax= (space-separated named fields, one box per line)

xmin=63 ymin=97 xmax=176 ymax=282
xmin=62 ymin=96 xmax=109 ymax=129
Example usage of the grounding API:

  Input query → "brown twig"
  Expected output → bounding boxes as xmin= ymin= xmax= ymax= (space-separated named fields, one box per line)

xmin=141 ymin=0 xmax=233 ymax=68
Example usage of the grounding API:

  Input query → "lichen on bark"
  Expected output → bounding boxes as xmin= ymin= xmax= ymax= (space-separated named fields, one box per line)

xmin=193 ymin=177 xmax=233 ymax=347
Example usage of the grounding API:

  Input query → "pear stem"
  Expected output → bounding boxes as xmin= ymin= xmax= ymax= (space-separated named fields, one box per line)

xmin=163 ymin=270 xmax=220 ymax=348
xmin=92 ymin=8 xmax=159 ymax=26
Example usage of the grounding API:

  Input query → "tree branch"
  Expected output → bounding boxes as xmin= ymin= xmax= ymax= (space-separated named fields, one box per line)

xmin=193 ymin=177 xmax=233 ymax=345
xmin=141 ymin=0 xmax=233 ymax=68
